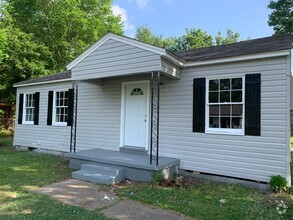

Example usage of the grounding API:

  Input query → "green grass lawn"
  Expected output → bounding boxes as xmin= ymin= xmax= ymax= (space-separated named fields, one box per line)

xmin=0 ymin=136 xmax=292 ymax=219
xmin=0 ymin=136 xmax=109 ymax=219
xmin=117 ymin=155 xmax=293 ymax=220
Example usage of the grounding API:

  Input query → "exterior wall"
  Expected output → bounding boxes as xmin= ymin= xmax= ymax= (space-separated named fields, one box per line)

xmin=14 ymin=81 xmax=73 ymax=152
xmin=158 ymin=56 xmax=290 ymax=183
xmin=160 ymin=58 xmax=181 ymax=79
xmin=75 ymin=75 xmax=151 ymax=152
xmin=71 ymin=39 xmax=161 ymax=80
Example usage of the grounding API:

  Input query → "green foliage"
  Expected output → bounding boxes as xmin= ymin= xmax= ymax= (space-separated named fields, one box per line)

xmin=268 ymin=0 xmax=293 ymax=35
xmin=5 ymin=0 xmax=123 ymax=71
xmin=135 ymin=25 xmax=168 ymax=48
xmin=0 ymin=29 xmax=8 ymax=64
xmin=0 ymin=109 xmax=4 ymax=118
xmin=151 ymin=171 xmax=163 ymax=183
xmin=270 ymin=175 xmax=288 ymax=192
xmin=0 ymin=10 xmax=51 ymax=102
xmin=0 ymin=127 xmax=14 ymax=136
xmin=0 ymin=0 xmax=124 ymax=103
xmin=215 ymin=29 xmax=240 ymax=45
xmin=135 ymin=26 xmax=240 ymax=52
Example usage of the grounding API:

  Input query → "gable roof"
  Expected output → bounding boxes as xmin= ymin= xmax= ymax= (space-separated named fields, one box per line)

xmin=174 ymin=35 xmax=292 ymax=62
xmin=66 ymin=32 xmax=182 ymax=69
xmin=13 ymin=70 xmax=71 ymax=87
xmin=14 ymin=34 xmax=292 ymax=87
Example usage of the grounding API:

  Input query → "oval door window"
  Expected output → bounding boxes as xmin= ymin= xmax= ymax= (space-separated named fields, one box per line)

xmin=130 ymin=88 xmax=144 ymax=96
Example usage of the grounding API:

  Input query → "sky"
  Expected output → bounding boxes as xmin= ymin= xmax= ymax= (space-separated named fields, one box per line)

xmin=112 ymin=0 xmax=274 ymax=40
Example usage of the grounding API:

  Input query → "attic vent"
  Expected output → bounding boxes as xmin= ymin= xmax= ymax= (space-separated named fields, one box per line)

xmin=130 ymin=88 xmax=144 ymax=96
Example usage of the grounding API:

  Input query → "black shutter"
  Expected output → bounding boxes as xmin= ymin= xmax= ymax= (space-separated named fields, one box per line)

xmin=47 ymin=91 xmax=54 ymax=125
xmin=34 ymin=92 xmax=40 ymax=125
xmin=18 ymin=94 xmax=24 ymax=124
xmin=67 ymin=89 xmax=74 ymax=126
xmin=193 ymin=78 xmax=206 ymax=133
xmin=245 ymin=73 xmax=261 ymax=136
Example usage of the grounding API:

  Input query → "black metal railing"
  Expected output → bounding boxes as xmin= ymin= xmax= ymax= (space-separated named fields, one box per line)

xmin=70 ymin=81 xmax=78 ymax=153
xmin=150 ymin=71 xmax=160 ymax=166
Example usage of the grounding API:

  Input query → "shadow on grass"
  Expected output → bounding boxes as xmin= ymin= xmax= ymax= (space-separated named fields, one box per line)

xmin=0 ymin=137 xmax=110 ymax=219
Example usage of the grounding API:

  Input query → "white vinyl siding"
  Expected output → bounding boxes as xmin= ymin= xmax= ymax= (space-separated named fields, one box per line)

xmin=158 ymin=56 xmax=290 ymax=183
xmin=72 ymin=39 xmax=161 ymax=80
xmin=75 ymin=75 xmax=150 ymax=152
xmin=14 ymin=81 xmax=72 ymax=152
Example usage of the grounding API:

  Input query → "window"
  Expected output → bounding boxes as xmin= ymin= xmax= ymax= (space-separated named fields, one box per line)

xmin=206 ymin=77 xmax=244 ymax=134
xmin=53 ymin=91 xmax=68 ymax=125
xmin=23 ymin=94 xmax=35 ymax=124
xmin=130 ymin=88 xmax=144 ymax=96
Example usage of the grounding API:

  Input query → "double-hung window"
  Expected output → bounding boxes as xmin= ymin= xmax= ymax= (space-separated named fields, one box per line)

xmin=206 ymin=77 xmax=244 ymax=135
xmin=53 ymin=91 xmax=68 ymax=126
xmin=23 ymin=93 xmax=35 ymax=124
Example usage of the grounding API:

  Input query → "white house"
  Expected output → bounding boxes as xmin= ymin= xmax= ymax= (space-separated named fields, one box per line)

xmin=13 ymin=33 xmax=292 ymax=185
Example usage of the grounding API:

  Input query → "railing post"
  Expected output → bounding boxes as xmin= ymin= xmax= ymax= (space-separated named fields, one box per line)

xmin=70 ymin=81 xmax=78 ymax=153
xmin=150 ymin=71 xmax=160 ymax=166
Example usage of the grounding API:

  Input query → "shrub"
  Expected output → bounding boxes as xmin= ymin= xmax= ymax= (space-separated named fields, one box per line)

xmin=287 ymin=186 xmax=293 ymax=195
xmin=151 ymin=171 xmax=163 ymax=183
xmin=270 ymin=175 xmax=287 ymax=192
xmin=0 ymin=127 xmax=14 ymax=137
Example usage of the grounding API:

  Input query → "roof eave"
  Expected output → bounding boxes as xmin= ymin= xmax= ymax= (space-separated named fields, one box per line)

xmin=183 ymin=49 xmax=291 ymax=67
xmin=13 ymin=78 xmax=72 ymax=88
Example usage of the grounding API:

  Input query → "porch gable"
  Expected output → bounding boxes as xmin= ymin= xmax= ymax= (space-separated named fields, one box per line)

xmin=69 ymin=33 xmax=181 ymax=80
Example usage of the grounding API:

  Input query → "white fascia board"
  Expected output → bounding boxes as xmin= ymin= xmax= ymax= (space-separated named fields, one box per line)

xmin=13 ymin=78 xmax=72 ymax=88
xmin=183 ymin=50 xmax=291 ymax=67
xmin=163 ymin=53 xmax=184 ymax=67
xmin=66 ymin=33 xmax=170 ymax=70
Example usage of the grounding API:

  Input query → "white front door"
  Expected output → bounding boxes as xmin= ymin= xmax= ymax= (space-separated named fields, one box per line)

xmin=124 ymin=83 xmax=148 ymax=148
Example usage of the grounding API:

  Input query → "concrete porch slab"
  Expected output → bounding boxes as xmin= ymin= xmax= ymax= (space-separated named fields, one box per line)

xmin=68 ymin=148 xmax=179 ymax=171
xmin=68 ymin=148 xmax=180 ymax=182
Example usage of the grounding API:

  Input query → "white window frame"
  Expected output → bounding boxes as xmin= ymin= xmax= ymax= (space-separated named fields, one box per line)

xmin=22 ymin=93 xmax=35 ymax=125
xmin=205 ymin=76 xmax=245 ymax=135
xmin=52 ymin=90 xmax=68 ymax=126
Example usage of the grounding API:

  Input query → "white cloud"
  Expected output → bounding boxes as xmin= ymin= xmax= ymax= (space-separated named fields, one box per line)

xmin=112 ymin=4 xmax=135 ymax=36
xmin=135 ymin=0 xmax=150 ymax=9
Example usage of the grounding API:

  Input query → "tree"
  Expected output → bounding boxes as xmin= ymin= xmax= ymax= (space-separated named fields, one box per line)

xmin=215 ymin=29 xmax=240 ymax=45
xmin=135 ymin=26 xmax=240 ymax=52
xmin=268 ymin=0 xmax=293 ymax=35
xmin=0 ymin=29 xmax=7 ymax=64
xmin=135 ymin=26 xmax=167 ymax=48
xmin=0 ymin=0 xmax=124 ymax=103
xmin=0 ymin=10 xmax=50 ymax=102
xmin=4 ymin=0 xmax=123 ymax=71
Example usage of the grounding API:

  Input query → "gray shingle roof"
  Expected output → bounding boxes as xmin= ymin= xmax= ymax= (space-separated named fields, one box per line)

xmin=14 ymin=70 xmax=71 ymax=86
xmin=174 ymin=35 xmax=292 ymax=62
xmin=14 ymin=35 xmax=292 ymax=86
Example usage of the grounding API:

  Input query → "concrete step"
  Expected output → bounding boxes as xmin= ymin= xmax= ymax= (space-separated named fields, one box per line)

xmin=72 ymin=164 xmax=125 ymax=185
xmin=81 ymin=164 xmax=122 ymax=176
